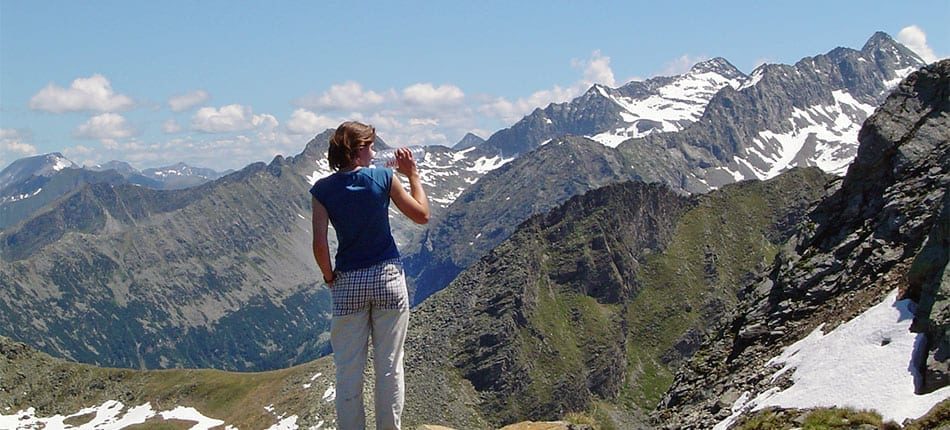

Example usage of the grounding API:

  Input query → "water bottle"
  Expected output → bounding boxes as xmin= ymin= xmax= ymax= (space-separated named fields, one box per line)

xmin=372 ymin=146 xmax=426 ymax=168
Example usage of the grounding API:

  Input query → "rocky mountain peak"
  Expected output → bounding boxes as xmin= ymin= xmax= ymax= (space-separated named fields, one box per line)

xmin=861 ymin=31 xmax=926 ymax=69
xmin=453 ymin=132 xmax=486 ymax=150
xmin=862 ymin=31 xmax=905 ymax=54
xmin=654 ymin=59 xmax=950 ymax=429
xmin=689 ymin=57 xmax=745 ymax=79
xmin=90 ymin=160 xmax=139 ymax=176
xmin=300 ymin=129 xmax=336 ymax=158
xmin=0 ymin=152 xmax=76 ymax=192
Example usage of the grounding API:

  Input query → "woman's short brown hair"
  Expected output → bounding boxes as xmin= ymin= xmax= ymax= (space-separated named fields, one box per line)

xmin=328 ymin=121 xmax=375 ymax=171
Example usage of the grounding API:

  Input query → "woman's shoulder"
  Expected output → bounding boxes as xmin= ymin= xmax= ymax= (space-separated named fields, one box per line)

xmin=360 ymin=167 xmax=393 ymax=191
xmin=362 ymin=167 xmax=393 ymax=179
xmin=310 ymin=172 xmax=341 ymax=195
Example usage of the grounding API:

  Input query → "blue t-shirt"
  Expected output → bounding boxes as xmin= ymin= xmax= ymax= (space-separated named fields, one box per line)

xmin=310 ymin=167 xmax=400 ymax=272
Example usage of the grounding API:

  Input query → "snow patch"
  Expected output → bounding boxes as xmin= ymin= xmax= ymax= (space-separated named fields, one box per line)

xmin=4 ymin=187 xmax=43 ymax=203
xmin=306 ymin=159 xmax=333 ymax=185
xmin=266 ymin=415 xmax=299 ymax=430
xmin=735 ymin=90 xmax=875 ymax=179
xmin=587 ymin=132 xmax=630 ymax=148
xmin=161 ymin=406 xmax=226 ymax=429
xmin=884 ymin=66 xmax=918 ymax=89
xmin=737 ymin=67 xmax=765 ymax=90
xmin=600 ymin=68 xmax=742 ymax=143
xmin=0 ymin=401 xmax=225 ymax=430
xmin=51 ymin=157 xmax=71 ymax=172
xmin=468 ymin=155 xmax=514 ymax=174
xmin=323 ymin=387 xmax=336 ymax=402
xmin=714 ymin=289 xmax=950 ymax=427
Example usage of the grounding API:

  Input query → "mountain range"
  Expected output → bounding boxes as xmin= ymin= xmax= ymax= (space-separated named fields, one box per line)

xmin=406 ymin=32 xmax=926 ymax=305
xmin=0 ymin=155 xmax=232 ymax=229
xmin=1 ymin=57 xmax=947 ymax=429
xmin=0 ymin=32 xmax=933 ymax=379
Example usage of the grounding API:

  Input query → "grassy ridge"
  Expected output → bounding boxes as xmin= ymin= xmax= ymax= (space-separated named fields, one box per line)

xmin=0 ymin=336 xmax=337 ymax=429
xmin=623 ymin=183 xmax=784 ymax=410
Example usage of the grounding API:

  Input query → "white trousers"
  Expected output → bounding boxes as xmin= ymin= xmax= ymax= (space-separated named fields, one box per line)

xmin=331 ymin=306 xmax=410 ymax=430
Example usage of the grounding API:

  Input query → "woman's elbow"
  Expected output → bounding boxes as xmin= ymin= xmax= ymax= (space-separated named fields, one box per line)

xmin=414 ymin=212 xmax=430 ymax=225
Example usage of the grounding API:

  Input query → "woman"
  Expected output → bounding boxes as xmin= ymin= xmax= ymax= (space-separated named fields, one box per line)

xmin=310 ymin=121 xmax=429 ymax=430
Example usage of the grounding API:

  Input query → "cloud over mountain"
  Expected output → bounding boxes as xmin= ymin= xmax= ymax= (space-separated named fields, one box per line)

xmin=286 ymin=109 xmax=339 ymax=135
xmin=191 ymin=104 xmax=278 ymax=133
xmin=294 ymin=81 xmax=387 ymax=111
xmin=168 ymin=90 xmax=210 ymax=112
xmin=898 ymin=25 xmax=940 ymax=63
xmin=74 ymin=113 xmax=137 ymax=140
xmin=29 ymin=74 xmax=134 ymax=113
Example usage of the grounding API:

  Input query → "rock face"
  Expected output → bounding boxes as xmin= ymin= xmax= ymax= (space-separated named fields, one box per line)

xmin=404 ymin=167 xmax=831 ymax=428
xmin=653 ymin=59 xmax=949 ymax=429
xmin=453 ymin=132 xmax=486 ymax=150
xmin=406 ymin=136 xmax=636 ymax=304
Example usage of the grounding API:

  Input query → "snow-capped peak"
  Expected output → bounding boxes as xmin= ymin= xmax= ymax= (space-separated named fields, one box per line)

xmin=586 ymin=59 xmax=747 ymax=147
xmin=0 ymin=152 xmax=77 ymax=191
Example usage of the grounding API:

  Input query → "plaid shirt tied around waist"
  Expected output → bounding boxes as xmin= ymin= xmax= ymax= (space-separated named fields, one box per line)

xmin=331 ymin=258 xmax=409 ymax=316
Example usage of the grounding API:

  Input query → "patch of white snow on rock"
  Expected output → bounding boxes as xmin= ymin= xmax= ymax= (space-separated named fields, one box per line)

xmin=715 ymin=289 xmax=950 ymax=429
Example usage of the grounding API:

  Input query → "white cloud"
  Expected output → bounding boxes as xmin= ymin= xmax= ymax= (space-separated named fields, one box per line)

xmin=74 ymin=113 xmax=137 ymax=139
xmin=88 ymin=49 xmax=633 ymax=170
xmin=191 ymin=104 xmax=277 ymax=133
xmin=29 ymin=74 xmax=134 ymax=113
xmin=65 ymin=144 xmax=95 ymax=155
xmin=477 ymin=50 xmax=617 ymax=124
xmin=660 ymin=54 xmax=710 ymax=76
xmin=897 ymin=25 xmax=939 ymax=63
xmin=574 ymin=49 xmax=616 ymax=87
xmin=352 ymin=112 xmax=403 ymax=133
xmin=409 ymin=117 xmax=439 ymax=127
xmin=286 ymin=109 xmax=339 ymax=135
xmin=168 ymin=90 xmax=210 ymax=112
xmin=296 ymin=81 xmax=386 ymax=111
xmin=402 ymin=83 xmax=465 ymax=106
xmin=477 ymin=84 xmax=577 ymax=124
xmin=1 ymin=129 xmax=38 ymax=166
xmin=162 ymin=119 xmax=183 ymax=134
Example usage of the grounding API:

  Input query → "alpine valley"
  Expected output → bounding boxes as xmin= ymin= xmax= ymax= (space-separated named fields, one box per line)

xmin=1 ymin=33 xmax=948 ymax=429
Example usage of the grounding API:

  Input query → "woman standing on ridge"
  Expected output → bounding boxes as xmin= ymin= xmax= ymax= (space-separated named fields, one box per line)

xmin=310 ymin=121 xmax=429 ymax=430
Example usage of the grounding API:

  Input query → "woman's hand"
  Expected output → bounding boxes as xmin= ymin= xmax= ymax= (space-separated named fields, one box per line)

xmin=389 ymin=148 xmax=430 ymax=225
xmin=393 ymin=147 xmax=418 ymax=179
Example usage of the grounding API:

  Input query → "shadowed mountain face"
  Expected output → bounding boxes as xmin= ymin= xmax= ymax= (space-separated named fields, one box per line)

xmin=654 ymin=59 xmax=950 ymax=429
xmin=403 ymin=167 xmax=832 ymax=427
xmin=0 ymin=156 xmax=228 ymax=229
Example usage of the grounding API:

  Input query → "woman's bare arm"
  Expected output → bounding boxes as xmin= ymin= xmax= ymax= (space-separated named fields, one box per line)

xmin=390 ymin=148 xmax=430 ymax=225
xmin=311 ymin=197 xmax=335 ymax=284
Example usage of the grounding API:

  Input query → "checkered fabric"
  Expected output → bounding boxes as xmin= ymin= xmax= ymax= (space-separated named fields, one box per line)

xmin=331 ymin=258 xmax=409 ymax=316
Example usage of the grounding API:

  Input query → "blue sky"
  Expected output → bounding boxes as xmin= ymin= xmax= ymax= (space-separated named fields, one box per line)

xmin=1 ymin=0 xmax=947 ymax=171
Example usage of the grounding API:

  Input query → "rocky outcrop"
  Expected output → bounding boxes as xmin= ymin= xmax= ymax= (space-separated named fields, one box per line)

xmin=404 ymin=166 xmax=831 ymax=428
xmin=654 ymin=59 xmax=949 ymax=429
xmin=405 ymin=136 xmax=636 ymax=305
